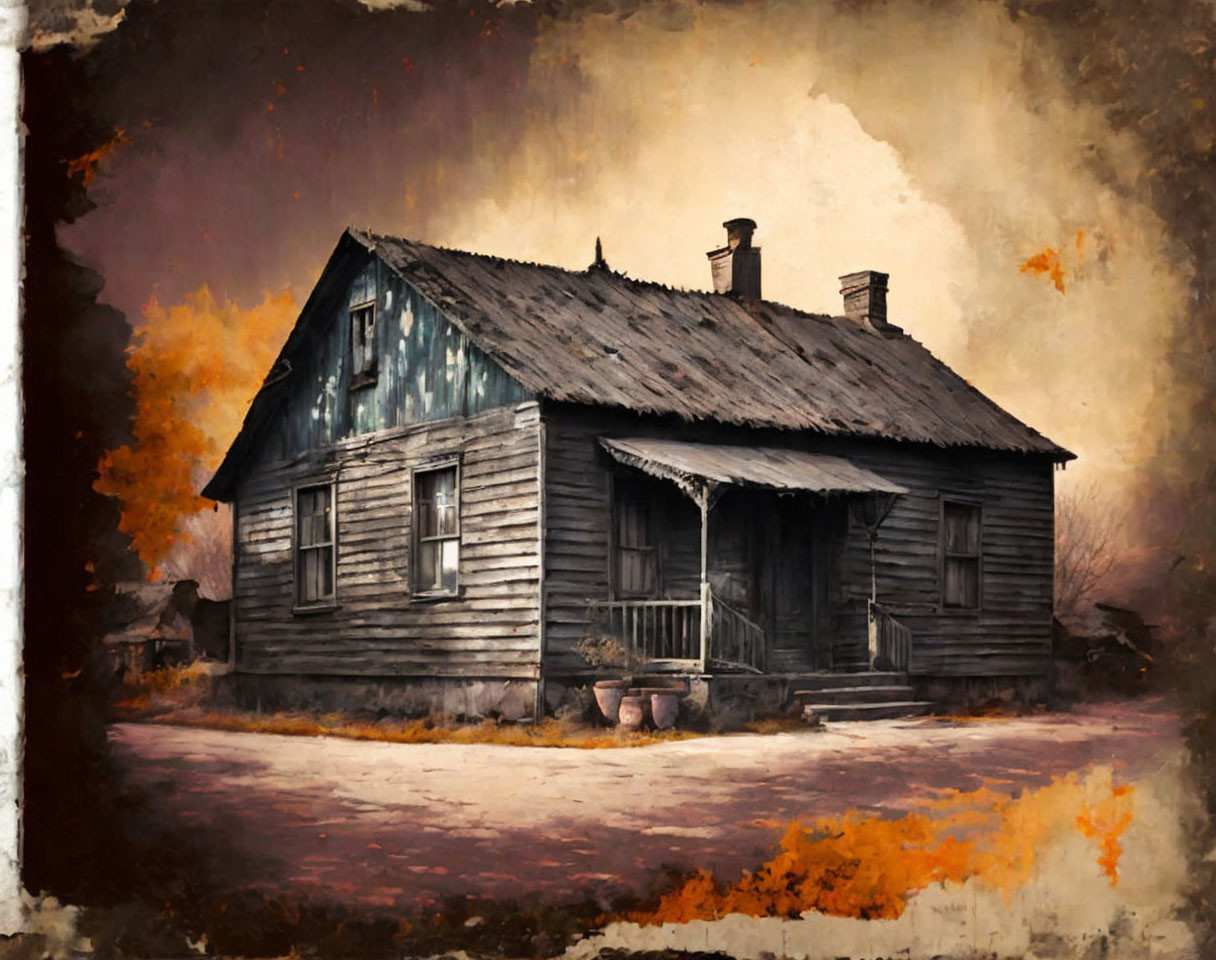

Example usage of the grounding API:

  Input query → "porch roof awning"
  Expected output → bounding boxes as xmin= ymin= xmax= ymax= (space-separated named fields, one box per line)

xmin=599 ymin=438 xmax=909 ymax=499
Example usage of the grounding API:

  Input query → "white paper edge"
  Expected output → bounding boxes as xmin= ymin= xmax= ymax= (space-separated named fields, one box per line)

xmin=0 ymin=0 xmax=25 ymax=935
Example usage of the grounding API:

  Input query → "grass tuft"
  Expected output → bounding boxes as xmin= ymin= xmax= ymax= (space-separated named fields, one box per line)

xmin=128 ymin=707 xmax=702 ymax=749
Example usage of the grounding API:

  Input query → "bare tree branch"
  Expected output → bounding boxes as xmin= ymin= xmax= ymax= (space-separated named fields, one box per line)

xmin=1056 ymin=481 xmax=1119 ymax=618
xmin=159 ymin=507 xmax=233 ymax=599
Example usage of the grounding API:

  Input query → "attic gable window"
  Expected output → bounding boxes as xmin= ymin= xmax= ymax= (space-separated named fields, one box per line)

xmin=941 ymin=500 xmax=981 ymax=609
xmin=413 ymin=462 xmax=460 ymax=597
xmin=350 ymin=301 xmax=377 ymax=389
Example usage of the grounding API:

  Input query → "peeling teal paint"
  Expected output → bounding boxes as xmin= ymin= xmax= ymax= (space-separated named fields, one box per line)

xmin=275 ymin=257 xmax=531 ymax=457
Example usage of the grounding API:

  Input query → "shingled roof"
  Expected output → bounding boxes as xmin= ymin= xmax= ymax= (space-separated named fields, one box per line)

xmin=204 ymin=228 xmax=1071 ymax=500
xmin=354 ymin=229 xmax=1069 ymax=458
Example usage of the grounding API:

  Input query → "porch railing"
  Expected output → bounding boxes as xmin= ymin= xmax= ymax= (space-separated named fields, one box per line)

xmin=588 ymin=599 xmax=702 ymax=669
xmin=588 ymin=590 xmax=766 ymax=674
xmin=708 ymin=595 xmax=765 ymax=674
xmin=870 ymin=601 xmax=912 ymax=672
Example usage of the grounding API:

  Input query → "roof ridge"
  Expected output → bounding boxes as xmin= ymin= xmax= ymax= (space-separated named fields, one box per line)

xmin=350 ymin=226 xmax=843 ymax=321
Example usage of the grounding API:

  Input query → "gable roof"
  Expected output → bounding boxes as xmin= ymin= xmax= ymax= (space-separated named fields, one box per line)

xmin=203 ymin=227 xmax=1071 ymax=500
xmin=360 ymin=230 xmax=1070 ymax=454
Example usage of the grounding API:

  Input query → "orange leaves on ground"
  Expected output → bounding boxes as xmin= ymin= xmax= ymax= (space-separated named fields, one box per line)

xmin=95 ymin=286 xmax=297 ymax=574
xmin=1076 ymin=783 xmax=1134 ymax=886
xmin=115 ymin=693 xmax=701 ymax=750
xmin=1020 ymin=247 xmax=1067 ymax=294
xmin=627 ymin=769 xmax=1134 ymax=925
xmin=64 ymin=128 xmax=131 ymax=186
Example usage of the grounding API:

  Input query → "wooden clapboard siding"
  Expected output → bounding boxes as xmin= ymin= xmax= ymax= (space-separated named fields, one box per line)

xmin=252 ymin=253 xmax=533 ymax=465
xmin=540 ymin=402 xmax=1054 ymax=678
xmin=542 ymin=408 xmax=613 ymax=673
xmin=812 ymin=438 xmax=1054 ymax=676
xmin=232 ymin=399 xmax=543 ymax=678
xmin=225 ymin=247 xmax=542 ymax=680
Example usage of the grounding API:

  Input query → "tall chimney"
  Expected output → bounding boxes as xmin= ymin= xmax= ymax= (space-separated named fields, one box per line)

xmin=838 ymin=270 xmax=890 ymax=331
xmin=707 ymin=217 xmax=761 ymax=300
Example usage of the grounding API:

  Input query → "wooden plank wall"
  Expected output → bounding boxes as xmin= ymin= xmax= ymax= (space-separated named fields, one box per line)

xmin=825 ymin=439 xmax=1055 ymax=676
xmin=233 ymin=404 xmax=543 ymax=677
xmin=542 ymin=409 xmax=616 ymax=674
xmin=257 ymin=255 xmax=532 ymax=464
xmin=541 ymin=403 xmax=1054 ymax=678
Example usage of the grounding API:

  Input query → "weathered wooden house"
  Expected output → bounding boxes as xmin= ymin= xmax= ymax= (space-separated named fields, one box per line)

xmin=203 ymin=219 xmax=1073 ymax=721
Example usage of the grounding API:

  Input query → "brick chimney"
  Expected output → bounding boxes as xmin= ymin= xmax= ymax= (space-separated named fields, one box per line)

xmin=839 ymin=270 xmax=890 ymax=331
xmin=707 ymin=217 xmax=761 ymax=300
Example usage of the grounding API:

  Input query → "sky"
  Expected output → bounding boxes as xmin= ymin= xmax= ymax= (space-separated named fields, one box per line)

xmin=25 ymin=0 xmax=1216 ymax=597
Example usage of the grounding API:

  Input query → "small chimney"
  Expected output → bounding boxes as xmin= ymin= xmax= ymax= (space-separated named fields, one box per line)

xmin=707 ymin=217 xmax=761 ymax=300
xmin=839 ymin=270 xmax=890 ymax=331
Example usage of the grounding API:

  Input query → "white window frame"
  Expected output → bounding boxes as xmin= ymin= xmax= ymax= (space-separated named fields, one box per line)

xmin=350 ymin=300 xmax=377 ymax=389
xmin=411 ymin=459 xmax=461 ymax=600
xmin=293 ymin=481 xmax=338 ymax=612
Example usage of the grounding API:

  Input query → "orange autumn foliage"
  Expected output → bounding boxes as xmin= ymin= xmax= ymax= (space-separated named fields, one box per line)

xmin=96 ymin=286 xmax=297 ymax=574
xmin=628 ymin=770 xmax=1134 ymax=925
xmin=1019 ymin=246 xmax=1067 ymax=294
xmin=64 ymin=128 xmax=131 ymax=186
xmin=1076 ymin=783 xmax=1134 ymax=885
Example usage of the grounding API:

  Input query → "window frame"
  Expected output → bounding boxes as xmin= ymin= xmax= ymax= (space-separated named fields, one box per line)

xmin=609 ymin=472 xmax=661 ymax=600
xmin=938 ymin=496 xmax=983 ymax=613
xmin=293 ymin=480 xmax=339 ymax=614
xmin=349 ymin=299 xmax=378 ymax=390
xmin=410 ymin=458 xmax=462 ymax=601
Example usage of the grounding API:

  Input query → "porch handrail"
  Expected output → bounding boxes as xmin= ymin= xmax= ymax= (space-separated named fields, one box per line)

xmin=870 ymin=601 xmax=912 ymax=672
xmin=587 ymin=593 xmax=767 ymax=674
xmin=587 ymin=598 xmax=703 ymax=666
xmin=708 ymin=591 xmax=766 ymax=674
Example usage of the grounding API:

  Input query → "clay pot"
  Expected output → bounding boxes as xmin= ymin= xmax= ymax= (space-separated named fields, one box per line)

xmin=650 ymin=691 xmax=680 ymax=730
xmin=618 ymin=695 xmax=647 ymax=730
xmin=593 ymin=680 xmax=628 ymax=723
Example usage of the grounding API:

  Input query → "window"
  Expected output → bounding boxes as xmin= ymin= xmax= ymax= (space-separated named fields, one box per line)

xmin=296 ymin=484 xmax=335 ymax=607
xmin=941 ymin=500 xmax=981 ymax=609
xmin=350 ymin=302 xmax=376 ymax=387
xmin=613 ymin=478 xmax=658 ymax=598
xmin=413 ymin=464 xmax=460 ymax=596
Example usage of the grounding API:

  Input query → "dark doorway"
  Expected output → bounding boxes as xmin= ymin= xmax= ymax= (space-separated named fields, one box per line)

xmin=767 ymin=495 xmax=818 ymax=672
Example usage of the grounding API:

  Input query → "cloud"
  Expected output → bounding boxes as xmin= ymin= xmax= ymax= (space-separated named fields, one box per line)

xmin=435 ymin=0 xmax=1185 ymax=518
xmin=49 ymin=0 xmax=1194 ymax=575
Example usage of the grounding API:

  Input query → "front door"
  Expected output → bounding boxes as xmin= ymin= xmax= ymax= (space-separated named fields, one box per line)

xmin=768 ymin=496 xmax=818 ymax=672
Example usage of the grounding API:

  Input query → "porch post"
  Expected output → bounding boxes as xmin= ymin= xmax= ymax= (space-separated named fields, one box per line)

xmin=867 ymin=531 xmax=878 ymax=667
xmin=698 ymin=483 xmax=710 ymax=674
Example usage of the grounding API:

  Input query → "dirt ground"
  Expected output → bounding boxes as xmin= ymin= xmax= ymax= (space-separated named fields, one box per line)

xmin=108 ymin=697 xmax=1183 ymax=915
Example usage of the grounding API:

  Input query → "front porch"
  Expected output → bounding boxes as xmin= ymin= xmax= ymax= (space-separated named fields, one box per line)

xmin=588 ymin=593 xmax=915 ymax=677
xmin=586 ymin=438 xmax=913 ymax=678
xmin=588 ymin=590 xmax=767 ymax=674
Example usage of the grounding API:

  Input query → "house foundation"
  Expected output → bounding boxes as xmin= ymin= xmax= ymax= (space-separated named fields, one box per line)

xmin=543 ymin=672 xmax=802 ymax=725
xmin=221 ymin=674 xmax=540 ymax=722
xmin=910 ymin=675 xmax=1052 ymax=708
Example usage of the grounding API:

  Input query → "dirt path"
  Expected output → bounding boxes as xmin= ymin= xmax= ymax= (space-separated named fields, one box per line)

xmin=109 ymin=698 xmax=1183 ymax=913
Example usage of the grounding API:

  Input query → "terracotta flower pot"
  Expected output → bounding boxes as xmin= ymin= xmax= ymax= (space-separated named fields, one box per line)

xmin=627 ymin=688 xmax=655 ymax=724
xmin=650 ymin=691 xmax=680 ymax=730
xmin=618 ymin=695 xmax=647 ymax=730
xmin=593 ymin=680 xmax=628 ymax=723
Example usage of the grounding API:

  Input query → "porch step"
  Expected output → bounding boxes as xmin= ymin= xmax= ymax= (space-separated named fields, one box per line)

xmin=787 ymin=671 xmax=908 ymax=691
xmin=791 ymin=684 xmax=916 ymax=705
xmin=801 ymin=700 xmax=933 ymax=722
